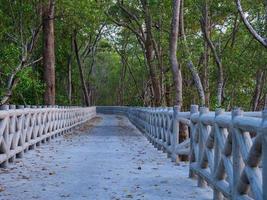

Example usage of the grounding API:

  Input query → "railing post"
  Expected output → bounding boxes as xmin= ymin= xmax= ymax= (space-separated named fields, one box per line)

xmin=189 ymin=105 xmax=198 ymax=178
xmin=0 ymin=105 xmax=9 ymax=168
xmin=232 ymin=108 xmax=243 ymax=199
xmin=171 ymin=105 xmax=180 ymax=162
xmin=156 ymin=108 xmax=162 ymax=150
xmin=30 ymin=105 xmax=37 ymax=149
xmin=16 ymin=105 xmax=25 ymax=158
xmin=152 ymin=108 xmax=156 ymax=147
xmin=198 ymin=106 xmax=209 ymax=187
xmin=8 ymin=105 xmax=16 ymax=163
xmin=213 ymin=108 xmax=224 ymax=200
xmin=262 ymin=108 xmax=267 ymax=200
xmin=166 ymin=107 xmax=172 ymax=158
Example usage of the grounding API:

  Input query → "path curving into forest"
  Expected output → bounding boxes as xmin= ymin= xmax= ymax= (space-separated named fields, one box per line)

xmin=0 ymin=115 xmax=212 ymax=200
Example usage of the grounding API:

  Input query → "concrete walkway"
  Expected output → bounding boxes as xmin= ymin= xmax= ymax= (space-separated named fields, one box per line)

xmin=0 ymin=115 xmax=212 ymax=200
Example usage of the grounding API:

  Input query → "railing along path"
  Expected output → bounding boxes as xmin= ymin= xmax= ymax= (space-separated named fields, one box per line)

xmin=97 ymin=106 xmax=266 ymax=200
xmin=0 ymin=105 xmax=96 ymax=167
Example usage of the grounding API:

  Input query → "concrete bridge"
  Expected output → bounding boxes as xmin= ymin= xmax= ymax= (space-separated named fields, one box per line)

xmin=0 ymin=105 xmax=265 ymax=200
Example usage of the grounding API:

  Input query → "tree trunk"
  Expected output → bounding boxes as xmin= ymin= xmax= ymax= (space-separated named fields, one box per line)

xmin=119 ymin=55 xmax=127 ymax=106
xmin=180 ymin=0 xmax=205 ymax=106
xmin=165 ymin=80 xmax=172 ymax=107
xmin=203 ymin=0 xmax=210 ymax=107
xmin=141 ymin=0 xmax=162 ymax=106
xmin=73 ymin=32 xmax=90 ymax=106
xmin=169 ymin=0 xmax=182 ymax=106
xmin=251 ymin=70 xmax=264 ymax=111
xmin=43 ymin=0 xmax=56 ymax=105
xmin=201 ymin=5 xmax=224 ymax=107
xmin=67 ymin=36 xmax=74 ymax=105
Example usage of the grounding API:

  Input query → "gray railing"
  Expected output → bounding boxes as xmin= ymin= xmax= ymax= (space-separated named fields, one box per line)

xmin=0 ymin=105 xmax=96 ymax=167
xmin=97 ymin=105 xmax=266 ymax=200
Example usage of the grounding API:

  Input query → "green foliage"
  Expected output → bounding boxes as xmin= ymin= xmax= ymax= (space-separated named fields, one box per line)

xmin=0 ymin=0 xmax=266 ymax=110
xmin=12 ymin=68 xmax=45 ymax=105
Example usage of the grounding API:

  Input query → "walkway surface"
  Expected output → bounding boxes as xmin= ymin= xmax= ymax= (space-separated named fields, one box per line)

xmin=0 ymin=115 xmax=212 ymax=200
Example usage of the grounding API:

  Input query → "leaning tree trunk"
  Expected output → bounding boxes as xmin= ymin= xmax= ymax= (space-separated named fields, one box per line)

xmin=43 ymin=0 xmax=56 ymax=105
xmin=73 ymin=32 xmax=90 ymax=106
xmin=169 ymin=0 xmax=182 ymax=106
xmin=141 ymin=0 xmax=162 ymax=106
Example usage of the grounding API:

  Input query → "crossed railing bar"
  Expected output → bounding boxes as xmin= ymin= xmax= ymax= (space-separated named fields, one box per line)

xmin=0 ymin=105 xmax=96 ymax=168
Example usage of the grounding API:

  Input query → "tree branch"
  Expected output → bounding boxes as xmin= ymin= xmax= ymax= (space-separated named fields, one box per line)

xmin=236 ymin=0 xmax=267 ymax=48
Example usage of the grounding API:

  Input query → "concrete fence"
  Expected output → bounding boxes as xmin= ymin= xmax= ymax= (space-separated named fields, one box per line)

xmin=97 ymin=106 xmax=266 ymax=200
xmin=0 ymin=105 xmax=96 ymax=167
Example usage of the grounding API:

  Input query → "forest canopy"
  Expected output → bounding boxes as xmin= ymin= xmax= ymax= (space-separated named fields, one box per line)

xmin=0 ymin=0 xmax=266 ymax=111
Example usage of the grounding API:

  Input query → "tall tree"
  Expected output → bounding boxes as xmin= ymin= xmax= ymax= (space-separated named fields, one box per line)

xmin=169 ymin=0 xmax=182 ymax=106
xmin=200 ymin=4 xmax=224 ymax=107
xmin=202 ymin=0 xmax=210 ymax=107
xmin=140 ymin=0 xmax=162 ymax=106
xmin=107 ymin=1 xmax=162 ymax=106
xmin=236 ymin=0 xmax=267 ymax=108
xmin=180 ymin=0 xmax=205 ymax=106
xmin=43 ymin=0 xmax=56 ymax=105
xmin=73 ymin=31 xmax=90 ymax=106
xmin=67 ymin=36 xmax=74 ymax=104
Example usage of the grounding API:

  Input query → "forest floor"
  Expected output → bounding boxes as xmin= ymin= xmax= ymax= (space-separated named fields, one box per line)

xmin=0 ymin=114 xmax=212 ymax=200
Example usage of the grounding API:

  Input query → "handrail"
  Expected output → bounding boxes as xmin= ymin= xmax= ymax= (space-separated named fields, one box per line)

xmin=0 ymin=105 xmax=96 ymax=167
xmin=97 ymin=105 xmax=266 ymax=200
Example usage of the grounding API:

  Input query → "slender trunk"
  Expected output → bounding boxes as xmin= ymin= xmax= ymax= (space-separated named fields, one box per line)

xmin=120 ymin=56 xmax=127 ymax=105
xmin=251 ymin=70 xmax=264 ymax=111
xmin=180 ymin=0 xmax=205 ymax=106
xmin=141 ymin=0 xmax=161 ymax=106
xmin=145 ymin=44 xmax=161 ymax=106
xmin=73 ymin=32 xmax=90 ymax=106
xmin=203 ymin=0 xmax=210 ymax=107
xmin=67 ymin=54 xmax=72 ymax=104
xmin=201 ymin=5 xmax=223 ymax=107
xmin=158 ymin=15 xmax=165 ymax=106
xmin=169 ymin=0 xmax=182 ymax=106
xmin=165 ymin=80 xmax=172 ymax=107
xmin=67 ymin=36 xmax=73 ymax=105
xmin=43 ymin=0 xmax=56 ymax=105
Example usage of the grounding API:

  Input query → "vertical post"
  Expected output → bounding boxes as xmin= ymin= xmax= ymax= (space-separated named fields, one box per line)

xmin=171 ymin=105 xmax=180 ymax=162
xmin=156 ymin=108 xmax=160 ymax=149
xmin=16 ymin=105 xmax=25 ymax=158
xmin=162 ymin=108 xmax=168 ymax=153
xmin=262 ymin=108 xmax=267 ymax=200
xmin=37 ymin=106 xmax=42 ymax=145
xmin=213 ymin=108 xmax=224 ymax=200
xmin=149 ymin=109 xmax=152 ymax=141
xmin=144 ymin=109 xmax=148 ymax=135
xmin=24 ymin=105 xmax=31 ymax=152
xmin=41 ymin=106 xmax=47 ymax=144
xmin=232 ymin=108 xmax=243 ymax=199
xmin=152 ymin=108 xmax=156 ymax=147
xmin=167 ymin=108 xmax=172 ymax=158
xmin=198 ymin=106 xmax=209 ymax=187
xmin=189 ymin=105 xmax=198 ymax=178
xmin=0 ymin=105 xmax=9 ymax=168
xmin=147 ymin=109 xmax=150 ymax=141
xmin=8 ymin=105 xmax=16 ymax=163
xmin=47 ymin=105 xmax=53 ymax=142
xmin=159 ymin=108 xmax=164 ymax=151
xmin=30 ymin=105 xmax=37 ymax=149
